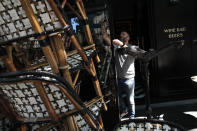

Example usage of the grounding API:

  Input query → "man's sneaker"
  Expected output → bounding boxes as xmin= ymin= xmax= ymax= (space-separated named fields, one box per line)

xmin=129 ymin=115 xmax=135 ymax=119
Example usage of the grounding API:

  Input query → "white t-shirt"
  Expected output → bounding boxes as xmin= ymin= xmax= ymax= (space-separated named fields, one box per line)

xmin=114 ymin=43 xmax=136 ymax=79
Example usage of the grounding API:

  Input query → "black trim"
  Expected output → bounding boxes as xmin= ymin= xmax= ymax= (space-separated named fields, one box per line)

xmin=88 ymin=50 xmax=98 ymax=59
xmin=54 ymin=0 xmax=71 ymax=25
xmin=67 ymin=28 xmax=75 ymax=37
xmin=84 ymin=59 xmax=91 ymax=67
xmin=92 ymin=75 xmax=98 ymax=81
xmin=39 ymin=37 xmax=50 ymax=47
xmin=83 ymin=50 xmax=98 ymax=67
xmin=81 ymin=19 xmax=89 ymax=25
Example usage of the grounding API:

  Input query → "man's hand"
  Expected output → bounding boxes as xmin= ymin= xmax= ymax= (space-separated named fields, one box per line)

xmin=113 ymin=39 xmax=125 ymax=47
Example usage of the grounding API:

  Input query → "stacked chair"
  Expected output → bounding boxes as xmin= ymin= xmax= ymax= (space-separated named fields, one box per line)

xmin=0 ymin=71 xmax=102 ymax=130
xmin=113 ymin=119 xmax=186 ymax=131
xmin=0 ymin=0 xmax=106 ymax=130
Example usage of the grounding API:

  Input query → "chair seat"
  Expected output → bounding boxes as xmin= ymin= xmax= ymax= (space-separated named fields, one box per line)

xmin=67 ymin=49 xmax=95 ymax=72
xmin=113 ymin=119 xmax=186 ymax=131
xmin=0 ymin=0 xmax=62 ymax=43
xmin=0 ymin=71 xmax=102 ymax=130
xmin=25 ymin=49 xmax=96 ymax=73
xmin=75 ymin=97 xmax=103 ymax=131
xmin=0 ymin=98 xmax=103 ymax=131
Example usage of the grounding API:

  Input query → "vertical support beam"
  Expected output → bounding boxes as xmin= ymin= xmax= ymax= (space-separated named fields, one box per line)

xmin=41 ymin=46 xmax=60 ymax=74
xmin=20 ymin=125 xmax=28 ymax=131
xmin=73 ymin=70 xmax=80 ymax=86
xmin=2 ymin=56 xmax=17 ymax=72
xmin=49 ymin=34 xmax=73 ymax=87
xmin=6 ymin=45 xmax=13 ymax=63
xmin=49 ymin=38 xmax=59 ymax=64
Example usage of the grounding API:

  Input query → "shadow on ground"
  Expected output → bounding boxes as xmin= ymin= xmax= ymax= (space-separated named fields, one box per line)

xmin=136 ymin=103 xmax=197 ymax=130
xmin=163 ymin=111 xmax=197 ymax=130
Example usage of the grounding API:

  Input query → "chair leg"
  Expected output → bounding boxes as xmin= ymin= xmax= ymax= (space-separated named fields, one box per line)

xmin=86 ymin=60 xmax=108 ymax=111
xmin=49 ymin=35 xmax=73 ymax=86
xmin=63 ymin=117 xmax=79 ymax=131
xmin=2 ymin=56 xmax=17 ymax=72
xmin=20 ymin=125 xmax=28 ymax=131
xmin=98 ymin=115 xmax=104 ymax=129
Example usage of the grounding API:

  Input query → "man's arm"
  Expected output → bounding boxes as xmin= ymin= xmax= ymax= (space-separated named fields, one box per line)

xmin=112 ymin=39 xmax=127 ymax=48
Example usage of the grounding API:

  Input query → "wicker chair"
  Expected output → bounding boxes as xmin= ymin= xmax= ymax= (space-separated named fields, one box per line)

xmin=113 ymin=119 xmax=186 ymax=131
xmin=0 ymin=0 xmax=106 ymax=129
xmin=0 ymin=71 xmax=103 ymax=130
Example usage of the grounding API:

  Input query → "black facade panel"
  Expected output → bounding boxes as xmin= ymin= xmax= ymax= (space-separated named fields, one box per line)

xmin=149 ymin=0 xmax=197 ymax=99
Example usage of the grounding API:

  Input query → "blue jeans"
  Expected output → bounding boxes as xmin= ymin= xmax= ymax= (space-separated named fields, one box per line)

xmin=117 ymin=78 xmax=135 ymax=117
